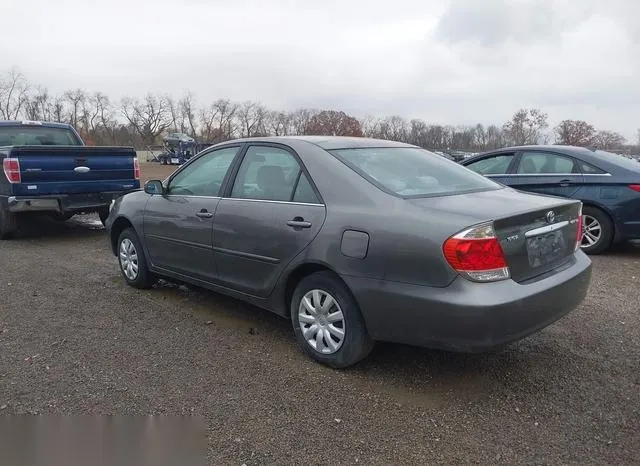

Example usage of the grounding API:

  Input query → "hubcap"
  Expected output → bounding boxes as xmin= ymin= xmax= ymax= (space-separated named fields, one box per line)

xmin=119 ymin=238 xmax=139 ymax=280
xmin=298 ymin=289 xmax=346 ymax=355
xmin=581 ymin=215 xmax=602 ymax=248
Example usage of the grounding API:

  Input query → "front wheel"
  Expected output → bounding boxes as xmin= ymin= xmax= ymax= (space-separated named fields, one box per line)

xmin=117 ymin=228 xmax=155 ymax=289
xmin=291 ymin=272 xmax=373 ymax=368
xmin=581 ymin=206 xmax=613 ymax=255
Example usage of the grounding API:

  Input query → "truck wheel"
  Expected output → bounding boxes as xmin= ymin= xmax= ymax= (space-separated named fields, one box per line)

xmin=0 ymin=206 xmax=18 ymax=240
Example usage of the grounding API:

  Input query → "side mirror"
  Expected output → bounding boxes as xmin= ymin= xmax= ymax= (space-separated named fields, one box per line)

xmin=144 ymin=179 xmax=164 ymax=195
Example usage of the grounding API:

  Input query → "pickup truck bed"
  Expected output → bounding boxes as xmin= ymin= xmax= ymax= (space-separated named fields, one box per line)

xmin=0 ymin=121 xmax=140 ymax=238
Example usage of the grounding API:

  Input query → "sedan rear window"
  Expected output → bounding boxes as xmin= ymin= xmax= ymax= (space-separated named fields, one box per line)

xmin=329 ymin=147 xmax=501 ymax=197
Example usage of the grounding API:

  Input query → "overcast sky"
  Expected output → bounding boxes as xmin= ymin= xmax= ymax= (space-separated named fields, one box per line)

xmin=2 ymin=0 xmax=638 ymax=140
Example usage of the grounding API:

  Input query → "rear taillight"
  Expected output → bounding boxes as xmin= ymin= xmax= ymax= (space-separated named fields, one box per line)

xmin=575 ymin=205 xmax=583 ymax=252
xmin=443 ymin=222 xmax=510 ymax=282
xmin=133 ymin=157 xmax=140 ymax=180
xmin=3 ymin=158 xmax=21 ymax=183
xmin=629 ymin=185 xmax=640 ymax=193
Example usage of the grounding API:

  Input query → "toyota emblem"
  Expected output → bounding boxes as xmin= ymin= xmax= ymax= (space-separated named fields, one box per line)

xmin=545 ymin=211 xmax=556 ymax=223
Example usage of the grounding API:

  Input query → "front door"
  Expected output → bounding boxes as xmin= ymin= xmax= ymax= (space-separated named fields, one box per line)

xmin=508 ymin=150 xmax=584 ymax=198
xmin=212 ymin=144 xmax=326 ymax=297
xmin=143 ymin=145 xmax=240 ymax=282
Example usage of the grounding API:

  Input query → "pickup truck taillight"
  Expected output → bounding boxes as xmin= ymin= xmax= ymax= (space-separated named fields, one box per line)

xmin=133 ymin=157 xmax=140 ymax=180
xmin=3 ymin=158 xmax=21 ymax=183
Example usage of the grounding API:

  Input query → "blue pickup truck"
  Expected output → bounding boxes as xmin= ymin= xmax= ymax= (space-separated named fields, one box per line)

xmin=0 ymin=120 xmax=140 ymax=239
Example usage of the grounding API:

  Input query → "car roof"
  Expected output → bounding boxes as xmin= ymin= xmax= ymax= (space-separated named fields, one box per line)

xmin=224 ymin=135 xmax=417 ymax=150
xmin=0 ymin=120 xmax=74 ymax=130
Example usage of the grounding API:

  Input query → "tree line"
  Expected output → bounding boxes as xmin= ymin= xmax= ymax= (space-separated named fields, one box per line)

xmin=1 ymin=67 xmax=637 ymax=153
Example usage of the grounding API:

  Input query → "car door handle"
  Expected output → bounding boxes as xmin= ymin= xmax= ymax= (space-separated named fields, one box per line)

xmin=287 ymin=217 xmax=312 ymax=229
xmin=195 ymin=209 xmax=213 ymax=219
xmin=559 ymin=179 xmax=572 ymax=187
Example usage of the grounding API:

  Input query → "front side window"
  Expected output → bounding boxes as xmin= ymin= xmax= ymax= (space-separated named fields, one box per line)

xmin=231 ymin=146 xmax=305 ymax=202
xmin=168 ymin=146 xmax=238 ymax=196
xmin=329 ymin=147 xmax=501 ymax=197
xmin=517 ymin=152 xmax=577 ymax=174
xmin=466 ymin=153 xmax=515 ymax=175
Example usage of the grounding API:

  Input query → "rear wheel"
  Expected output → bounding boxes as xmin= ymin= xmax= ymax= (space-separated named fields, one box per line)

xmin=290 ymin=271 xmax=373 ymax=368
xmin=0 ymin=205 xmax=18 ymax=240
xmin=117 ymin=228 xmax=155 ymax=289
xmin=581 ymin=206 xmax=613 ymax=255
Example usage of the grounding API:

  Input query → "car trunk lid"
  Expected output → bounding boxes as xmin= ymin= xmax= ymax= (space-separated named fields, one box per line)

xmin=407 ymin=187 xmax=582 ymax=283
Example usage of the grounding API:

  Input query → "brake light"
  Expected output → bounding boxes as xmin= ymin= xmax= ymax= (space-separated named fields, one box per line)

xmin=3 ymin=158 xmax=21 ymax=183
xmin=443 ymin=222 xmax=510 ymax=282
xmin=629 ymin=185 xmax=640 ymax=193
xmin=133 ymin=157 xmax=140 ymax=180
xmin=575 ymin=205 xmax=583 ymax=252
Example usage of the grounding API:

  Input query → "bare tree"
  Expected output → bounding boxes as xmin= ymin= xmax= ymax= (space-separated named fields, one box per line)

xmin=503 ymin=108 xmax=548 ymax=146
xmin=554 ymin=120 xmax=596 ymax=146
xmin=265 ymin=111 xmax=291 ymax=136
xmin=306 ymin=110 xmax=363 ymax=137
xmin=237 ymin=101 xmax=268 ymax=137
xmin=290 ymin=108 xmax=318 ymax=135
xmin=0 ymin=68 xmax=30 ymax=120
xmin=593 ymin=130 xmax=626 ymax=150
xmin=121 ymin=93 xmax=171 ymax=146
xmin=179 ymin=92 xmax=198 ymax=138
xmin=64 ymin=89 xmax=86 ymax=129
xmin=23 ymin=86 xmax=51 ymax=121
xmin=199 ymin=99 xmax=238 ymax=142
xmin=377 ymin=116 xmax=409 ymax=142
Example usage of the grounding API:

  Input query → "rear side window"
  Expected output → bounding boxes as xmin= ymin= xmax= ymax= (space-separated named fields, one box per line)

xmin=580 ymin=161 xmax=606 ymax=174
xmin=517 ymin=152 xmax=577 ymax=174
xmin=0 ymin=126 xmax=82 ymax=146
xmin=466 ymin=153 xmax=515 ymax=175
xmin=329 ymin=147 xmax=501 ymax=197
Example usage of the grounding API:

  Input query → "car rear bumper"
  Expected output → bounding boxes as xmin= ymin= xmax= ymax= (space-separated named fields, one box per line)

xmin=7 ymin=192 xmax=125 ymax=214
xmin=343 ymin=251 xmax=592 ymax=352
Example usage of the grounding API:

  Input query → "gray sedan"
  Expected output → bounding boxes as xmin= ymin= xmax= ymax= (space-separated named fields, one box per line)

xmin=106 ymin=136 xmax=592 ymax=367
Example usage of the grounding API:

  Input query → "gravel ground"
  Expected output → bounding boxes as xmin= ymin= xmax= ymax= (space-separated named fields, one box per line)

xmin=0 ymin=208 xmax=639 ymax=465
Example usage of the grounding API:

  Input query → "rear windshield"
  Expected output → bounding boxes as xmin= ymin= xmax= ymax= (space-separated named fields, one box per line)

xmin=593 ymin=150 xmax=640 ymax=172
xmin=329 ymin=147 xmax=501 ymax=197
xmin=0 ymin=126 xmax=82 ymax=146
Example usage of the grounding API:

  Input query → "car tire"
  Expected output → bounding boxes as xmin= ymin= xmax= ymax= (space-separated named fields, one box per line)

xmin=581 ymin=206 xmax=613 ymax=255
xmin=117 ymin=228 xmax=155 ymax=289
xmin=0 ymin=205 xmax=18 ymax=240
xmin=290 ymin=271 xmax=374 ymax=368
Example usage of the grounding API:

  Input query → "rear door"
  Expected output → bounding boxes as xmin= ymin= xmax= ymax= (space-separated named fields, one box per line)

xmin=463 ymin=152 xmax=517 ymax=185
xmin=507 ymin=150 xmax=584 ymax=198
xmin=212 ymin=143 xmax=326 ymax=297
xmin=143 ymin=145 xmax=241 ymax=282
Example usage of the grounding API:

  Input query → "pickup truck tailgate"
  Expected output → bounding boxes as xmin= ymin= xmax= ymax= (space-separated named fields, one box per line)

xmin=9 ymin=146 xmax=138 ymax=195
